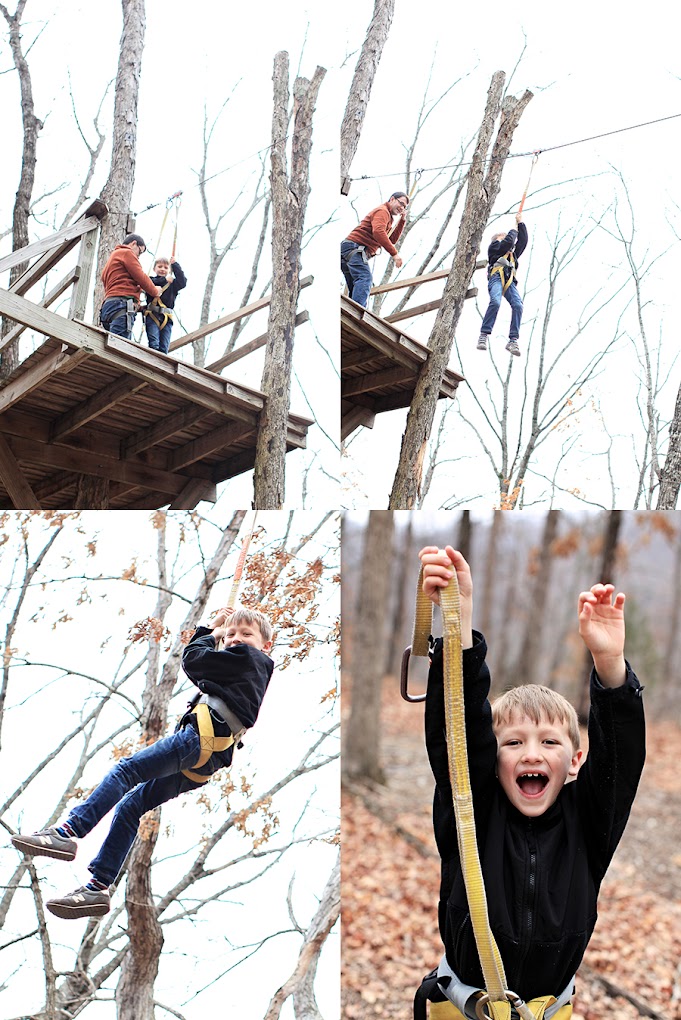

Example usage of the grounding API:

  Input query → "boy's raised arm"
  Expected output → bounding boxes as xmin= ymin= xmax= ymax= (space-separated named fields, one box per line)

xmin=419 ymin=545 xmax=473 ymax=649
xmin=578 ymin=583 xmax=627 ymax=687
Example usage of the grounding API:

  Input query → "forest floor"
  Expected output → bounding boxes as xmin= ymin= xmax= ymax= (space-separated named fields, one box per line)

xmin=342 ymin=675 xmax=681 ymax=1020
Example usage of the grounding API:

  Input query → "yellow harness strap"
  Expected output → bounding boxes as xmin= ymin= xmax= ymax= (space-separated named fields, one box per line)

xmin=144 ymin=280 xmax=174 ymax=330
xmin=429 ymin=999 xmax=572 ymax=1020
xmin=489 ymin=252 xmax=517 ymax=295
xmin=414 ymin=568 xmax=568 ymax=1020
xmin=181 ymin=701 xmax=234 ymax=784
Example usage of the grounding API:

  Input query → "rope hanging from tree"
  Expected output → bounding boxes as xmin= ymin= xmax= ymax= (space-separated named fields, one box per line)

xmin=517 ymin=152 xmax=540 ymax=217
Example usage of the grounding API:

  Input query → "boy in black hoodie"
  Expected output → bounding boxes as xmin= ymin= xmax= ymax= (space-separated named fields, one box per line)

xmin=144 ymin=255 xmax=187 ymax=355
xmin=11 ymin=607 xmax=273 ymax=919
xmin=477 ymin=213 xmax=528 ymax=358
xmin=418 ymin=546 xmax=645 ymax=1019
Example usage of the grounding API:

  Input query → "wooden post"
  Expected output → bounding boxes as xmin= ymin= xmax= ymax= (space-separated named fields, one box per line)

xmin=68 ymin=226 xmax=99 ymax=321
xmin=252 ymin=53 xmax=325 ymax=508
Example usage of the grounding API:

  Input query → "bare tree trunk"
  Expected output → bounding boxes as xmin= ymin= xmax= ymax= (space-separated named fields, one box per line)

xmin=388 ymin=73 xmax=532 ymax=508
xmin=576 ymin=510 xmax=622 ymax=721
xmin=340 ymin=0 xmax=395 ymax=189
xmin=264 ymin=851 xmax=340 ymax=1020
xmin=343 ymin=511 xmax=394 ymax=783
xmin=515 ymin=509 xmax=561 ymax=687
xmin=253 ymin=53 xmax=325 ymax=508
xmin=0 ymin=0 xmax=43 ymax=380
xmin=479 ymin=510 xmax=504 ymax=637
xmin=385 ymin=516 xmax=413 ymax=676
xmin=457 ymin=509 xmax=472 ymax=565
xmin=657 ymin=380 xmax=681 ymax=508
xmin=92 ymin=0 xmax=146 ymax=316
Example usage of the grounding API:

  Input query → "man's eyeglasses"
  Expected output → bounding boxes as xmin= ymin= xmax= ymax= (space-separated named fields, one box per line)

xmin=395 ymin=200 xmax=408 ymax=211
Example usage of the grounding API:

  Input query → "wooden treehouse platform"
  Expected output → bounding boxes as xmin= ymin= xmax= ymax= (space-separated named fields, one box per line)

xmin=0 ymin=202 xmax=313 ymax=509
xmin=341 ymin=263 xmax=484 ymax=441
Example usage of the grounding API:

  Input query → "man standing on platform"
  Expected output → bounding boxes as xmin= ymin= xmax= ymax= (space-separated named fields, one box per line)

xmin=100 ymin=234 xmax=162 ymax=340
xmin=341 ymin=193 xmax=408 ymax=308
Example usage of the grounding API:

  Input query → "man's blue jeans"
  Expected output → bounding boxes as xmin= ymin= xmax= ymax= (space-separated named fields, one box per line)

xmin=100 ymin=298 xmax=136 ymax=340
xmin=146 ymin=315 xmax=173 ymax=355
xmin=66 ymin=726 xmax=203 ymax=885
xmin=480 ymin=275 xmax=524 ymax=339
xmin=341 ymin=241 xmax=373 ymax=308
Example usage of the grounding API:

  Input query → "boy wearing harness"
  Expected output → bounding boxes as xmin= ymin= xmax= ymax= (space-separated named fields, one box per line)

xmin=341 ymin=192 xmax=408 ymax=308
xmin=477 ymin=213 xmax=527 ymax=358
xmin=11 ymin=607 xmax=273 ymax=919
xmin=144 ymin=255 xmax=187 ymax=355
xmin=416 ymin=546 xmax=645 ymax=1019
xmin=100 ymin=234 xmax=162 ymax=339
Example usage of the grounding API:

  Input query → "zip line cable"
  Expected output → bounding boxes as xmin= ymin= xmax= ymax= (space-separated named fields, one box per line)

xmin=348 ymin=110 xmax=681 ymax=184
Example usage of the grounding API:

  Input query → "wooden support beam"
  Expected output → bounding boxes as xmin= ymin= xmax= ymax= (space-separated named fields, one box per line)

xmin=384 ymin=288 xmax=477 ymax=323
xmin=49 ymin=373 xmax=149 ymax=441
xmin=168 ymin=479 xmax=218 ymax=510
xmin=7 ymin=434 xmax=197 ymax=497
xmin=121 ymin=405 xmax=212 ymax=458
xmin=0 ymin=346 xmax=86 ymax=414
xmin=169 ymin=275 xmax=313 ymax=352
xmin=342 ymin=365 xmax=415 ymax=397
xmin=68 ymin=227 xmax=99 ymax=321
xmin=341 ymin=405 xmax=376 ymax=440
xmin=0 ymin=268 xmax=81 ymax=351
xmin=369 ymin=259 xmax=487 ymax=295
xmin=0 ymin=215 xmax=103 ymax=276
xmin=206 ymin=310 xmax=309 ymax=373
xmin=0 ymin=435 xmax=42 ymax=509
xmin=167 ymin=422 xmax=255 ymax=471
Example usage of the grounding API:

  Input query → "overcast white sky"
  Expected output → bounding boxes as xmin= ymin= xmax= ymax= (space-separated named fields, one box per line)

xmin=0 ymin=509 xmax=339 ymax=1019
xmin=340 ymin=0 xmax=681 ymax=510
xmin=0 ymin=0 xmax=348 ymax=509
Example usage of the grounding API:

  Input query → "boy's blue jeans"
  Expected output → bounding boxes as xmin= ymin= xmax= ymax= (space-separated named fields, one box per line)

xmin=480 ymin=275 xmax=524 ymax=339
xmin=341 ymin=241 xmax=373 ymax=308
xmin=66 ymin=726 xmax=203 ymax=886
xmin=146 ymin=316 xmax=173 ymax=355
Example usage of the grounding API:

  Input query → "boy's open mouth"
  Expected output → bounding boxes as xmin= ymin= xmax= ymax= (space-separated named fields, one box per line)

xmin=516 ymin=772 xmax=549 ymax=797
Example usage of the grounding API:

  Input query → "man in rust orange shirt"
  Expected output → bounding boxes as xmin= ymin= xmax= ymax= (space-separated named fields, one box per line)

xmin=100 ymin=234 xmax=162 ymax=340
xmin=341 ymin=192 xmax=408 ymax=308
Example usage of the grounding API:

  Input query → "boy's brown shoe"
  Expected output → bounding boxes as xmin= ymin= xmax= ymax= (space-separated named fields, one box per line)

xmin=11 ymin=827 xmax=77 ymax=861
xmin=47 ymin=885 xmax=110 ymax=919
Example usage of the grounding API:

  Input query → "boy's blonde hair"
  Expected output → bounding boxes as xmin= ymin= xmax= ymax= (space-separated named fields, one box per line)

xmin=492 ymin=685 xmax=580 ymax=751
xmin=228 ymin=607 xmax=273 ymax=644
xmin=154 ymin=257 xmax=170 ymax=269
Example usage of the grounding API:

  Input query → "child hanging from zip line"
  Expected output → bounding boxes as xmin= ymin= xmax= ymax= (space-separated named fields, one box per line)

xmin=143 ymin=255 xmax=187 ymax=355
xmin=11 ymin=606 xmax=273 ymax=919
xmin=477 ymin=212 xmax=527 ymax=358
xmin=415 ymin=545 xmax=645 ymax=1019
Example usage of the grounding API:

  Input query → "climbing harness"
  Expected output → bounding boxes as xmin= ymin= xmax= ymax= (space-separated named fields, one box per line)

xmin=142 ymin=191 xmax=183 ymax=333
xmin=402 ymin=562 xmax=572 ymax=1020
xmin=181 ymin=701 xmax=235 ymax=784
xmin=488 ymin=253 xmax=517 ymax=295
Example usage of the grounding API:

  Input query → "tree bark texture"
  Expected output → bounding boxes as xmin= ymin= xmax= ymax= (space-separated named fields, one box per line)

xmin=657 ymin=379 xmax=681 ymax=508
xmin=92 ymin=0 xmax=146 ymax=319
xmin=343 ymin=510 xmax=394 ymax=783
xmin=515 ymin=509 xmax=561 ymax=687
xmin=253 ymin=53 xmax=325 ymax=508
xmin=340 ymin=0 xmax=395 ymax=187
xmin=388 ymin=73 xmax=533 ymax=509
xmin=0 ymin=0 xmax=43 ymax=380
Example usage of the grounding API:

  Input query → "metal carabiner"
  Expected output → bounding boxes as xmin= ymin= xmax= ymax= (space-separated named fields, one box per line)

xmin=400 ymin=645 xmax=426 ymax=702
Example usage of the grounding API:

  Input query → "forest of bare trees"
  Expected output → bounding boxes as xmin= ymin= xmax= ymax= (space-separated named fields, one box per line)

xmin=0 ymin=510 xmax=339 ymax=1019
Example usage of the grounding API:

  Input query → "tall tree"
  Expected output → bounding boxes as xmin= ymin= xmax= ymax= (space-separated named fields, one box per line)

xmin=343 ymin=510 xmax=394 ymax=783
xmin=515 ymin=509 xmax=561 ymax=687
xmin=389 ymin=72 xmax=532 ymax=508
xmin=340 ymin=0 xmax=395 ymax=191
xmin=253 ymin=52 xmax=325 ymax=508
xmin=0 ymin=0 xmax=42 ymax=380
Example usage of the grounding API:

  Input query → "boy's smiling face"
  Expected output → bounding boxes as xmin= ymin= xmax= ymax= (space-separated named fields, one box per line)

xmin=495 ymin=711 xmax=584 ymax=817
xmin=224 ymin=620 xmax=272 ymax=653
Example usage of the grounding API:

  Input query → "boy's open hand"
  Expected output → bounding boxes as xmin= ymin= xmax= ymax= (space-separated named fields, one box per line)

xmin=578 ymin=584 xmax=626 ymax=687
xmin=418 ymin=546 xmax=473 ymax=648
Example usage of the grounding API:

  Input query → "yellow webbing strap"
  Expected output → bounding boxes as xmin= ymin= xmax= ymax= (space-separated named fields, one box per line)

xmin=414 ymin=568 xmax=508 ymax=1018
xmin=430 ymin=999 xmax=572 ymax=1020
xmin=489 ymin=254 xmax=516 ymax=295
xmin=181 ymin=701 xmax=234 ymax=784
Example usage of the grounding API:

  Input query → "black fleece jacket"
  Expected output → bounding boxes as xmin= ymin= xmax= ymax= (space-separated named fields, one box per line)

xmin=486 ymin=223 xmax=528 ymax=283
xmin=179 ymin=627 xmax=274 ymax=776
xmin=144 ymin=260 xmax=187 ymax=309
xmin=425 ymin=631 xmax=645 ymax=1002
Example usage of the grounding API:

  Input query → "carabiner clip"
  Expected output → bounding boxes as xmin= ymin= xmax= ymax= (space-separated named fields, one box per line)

xmin=400 ymin=645 xmax=426 ymax=703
